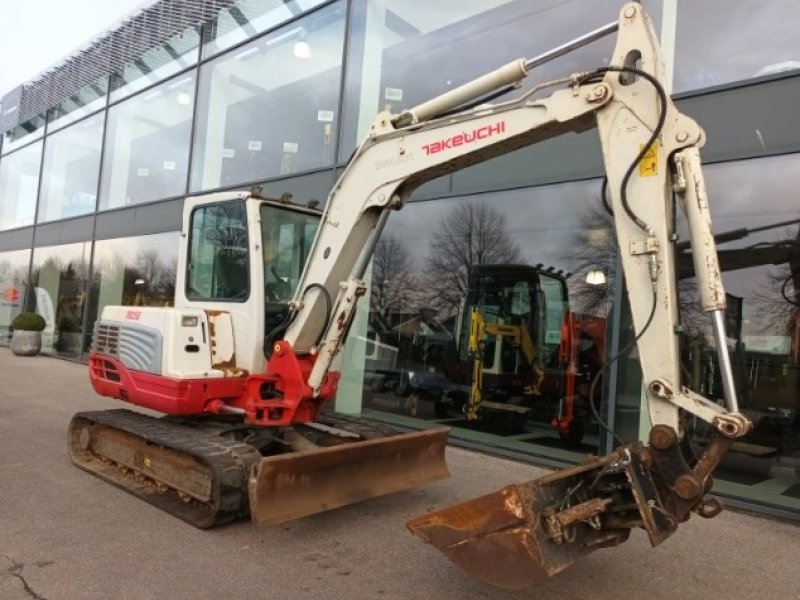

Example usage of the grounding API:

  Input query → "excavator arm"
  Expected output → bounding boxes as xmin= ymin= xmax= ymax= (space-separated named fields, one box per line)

xmin=259 ymin=2 xmax=751 ymax=589
xmin=273 ymin=2 xmax=747 ymax=436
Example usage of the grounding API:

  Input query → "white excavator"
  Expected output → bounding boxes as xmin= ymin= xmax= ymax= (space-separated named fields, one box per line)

xmin=69 ymin=3 xmax=751 ymax=589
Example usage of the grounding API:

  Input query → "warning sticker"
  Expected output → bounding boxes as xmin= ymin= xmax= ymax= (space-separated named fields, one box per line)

xmin=639 ymin=141 xmax=659 ymax=177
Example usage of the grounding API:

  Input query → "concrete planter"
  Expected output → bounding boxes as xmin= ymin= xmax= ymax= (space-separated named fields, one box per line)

xmin=11 ymin=330 xmax=42 ymax=356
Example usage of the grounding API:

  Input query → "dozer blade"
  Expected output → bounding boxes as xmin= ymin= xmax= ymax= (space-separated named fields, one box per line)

xmin=249 ymin=427 xmax=450 ymax=526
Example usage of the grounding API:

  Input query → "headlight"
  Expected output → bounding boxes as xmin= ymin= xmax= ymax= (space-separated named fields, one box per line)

xmin=181 ymin=315 xmax=199 ymax=327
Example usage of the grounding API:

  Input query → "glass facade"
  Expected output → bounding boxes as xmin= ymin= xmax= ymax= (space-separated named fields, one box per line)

xmin=38 ymin=113 xmax=104 ymax=223
xmin=88 ymin=231 xmax=180 ymax=356
xmin=201 ymin=0 xmax=328 ymax=58
xmin=341 ymin=0 xmax=661 ymax=153
xmin=47 ymin=77 xmax=109 ymax=133
xmin=359 ymin=182 xmax=614 ymax=462
xmin=29 ymin=242 xmax=91 ymax=359
xmin=673 ymin=0 xmax=800 ymax=93
xmin=99 ymin=73 xmax=196 ymax=209
xmin=191 ymin=2 xmax=345 ymax=192
xmin=0 ymin=0 xmax=797 ymax=520
xmin=2 ymin=115 xmax=46 ymax=155
xmin=0 ymin=141 xmax=43 ymax=231
xmin=110 ymin=27 xmax=200 ymax=103
xmin=0 ymin=248 xmax=31 ymax=344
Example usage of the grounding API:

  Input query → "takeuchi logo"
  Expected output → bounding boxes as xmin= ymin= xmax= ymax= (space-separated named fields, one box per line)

xmin=2 ymin=287 xmax=20 ymax=302
xmin=422 ymin=121 xmax=507 ymax=156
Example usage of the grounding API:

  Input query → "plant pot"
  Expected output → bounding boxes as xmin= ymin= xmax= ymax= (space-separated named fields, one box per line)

xmin=11 ymin=330 xmax=42 ymax=356
xmin=56 ymin=332 xmax=83 ymax=354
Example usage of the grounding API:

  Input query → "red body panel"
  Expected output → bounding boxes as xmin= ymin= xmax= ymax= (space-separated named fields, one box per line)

xmin=88 ymin=353 xmax=246 ymax=414
xmin=88 ymin=341 xmax=341 ymax=427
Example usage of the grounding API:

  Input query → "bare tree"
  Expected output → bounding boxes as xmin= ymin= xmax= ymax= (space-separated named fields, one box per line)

xmin=370 ymin=235 xmax=419 ymax=325
xmin=424 ymin=200 xmax=522 ymax=314
xmin=565 ymin=203 xmax=616 ymax=316
xmin=126 ymin=249 xmax=177 ymax=306
xmin=750 ymin=227 xmax=800 ymax=336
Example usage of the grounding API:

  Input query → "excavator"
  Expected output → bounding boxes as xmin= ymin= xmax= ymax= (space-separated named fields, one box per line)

xmin=455 ymin=263 xmax=598 ymax=444
xmin=70 ymin=2 xmax=752 ymax=590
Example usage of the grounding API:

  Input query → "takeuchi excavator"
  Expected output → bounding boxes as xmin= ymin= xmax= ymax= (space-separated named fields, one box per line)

xmin=70 ymin=3 xmax=752 ymax=590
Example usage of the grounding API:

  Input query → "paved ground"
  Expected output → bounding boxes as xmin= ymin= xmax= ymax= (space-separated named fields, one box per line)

xmin=1 ymin=348 xmax=798 ymax=600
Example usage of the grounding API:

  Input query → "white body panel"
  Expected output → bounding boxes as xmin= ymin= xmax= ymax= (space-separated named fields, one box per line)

xmin=97 ymin=305 xmax=228 ymax=379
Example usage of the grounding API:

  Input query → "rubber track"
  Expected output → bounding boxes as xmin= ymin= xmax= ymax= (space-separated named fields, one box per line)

xmin=315 ymin=413 xmax=399 ymax=439
xmin=69 ymin=409 xmax=262 ymax=529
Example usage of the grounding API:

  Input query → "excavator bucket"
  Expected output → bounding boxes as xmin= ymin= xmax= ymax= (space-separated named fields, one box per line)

xmin=408 ymin=446 xmax=676 ymax=590
xmin=249 ymin=427 xmax=450 ymax=526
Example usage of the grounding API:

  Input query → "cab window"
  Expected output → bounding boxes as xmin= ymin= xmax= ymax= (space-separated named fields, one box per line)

xmin=187 ymin=201 xmax=249 ymax=301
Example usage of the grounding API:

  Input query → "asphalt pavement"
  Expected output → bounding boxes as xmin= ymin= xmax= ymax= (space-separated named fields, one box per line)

xmin=0 ymin=348 xmax=798 ymax=600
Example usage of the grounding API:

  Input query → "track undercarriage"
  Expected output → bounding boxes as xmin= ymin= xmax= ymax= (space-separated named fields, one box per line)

xmin=69 ymin=409 xmax=449 ymax=529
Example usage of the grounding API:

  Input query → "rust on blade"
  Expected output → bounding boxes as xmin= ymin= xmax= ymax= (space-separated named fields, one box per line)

xmin=407 ymin=484 xmax=554 ymax=590
xmin=407 ymin=452 xmax=637 ymax=590
xmin=249 ymin=427 xmax=449 ymax=526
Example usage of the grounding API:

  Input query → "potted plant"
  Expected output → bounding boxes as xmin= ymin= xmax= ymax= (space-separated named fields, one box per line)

xmin=10 ymin=312 xmax=46 ymax=356
xmin=56 ymin=314 xmax=83 ymax=354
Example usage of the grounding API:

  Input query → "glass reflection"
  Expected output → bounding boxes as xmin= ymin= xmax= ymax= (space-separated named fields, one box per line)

xmin=341 ymin=0 xmax=661 ymax=152
xmin=191 ymin=3 xmax=344 ymax=192
xmin=38 ymin=113 xmax=104 ymax=223
xmin=87 ymin=232 xmax=180 ymax=354
xmin=99 ymin=73 xmax=195 ymax=209
xmin=676 ymin=155 xmax=800 ymax=513
xmin=201 ymin=0 xmax=328 ymax=59
xmin=47 ymin=77 xmax=108 ymax=132
xmin=674 ymin=0 xmax=800 ymax=93
xmin=360 ymin=181 xmax=615 ymax=460
xmin=110 ymin=27 xmax=200 ymax=103
xmin=0 ymin=141 xmax=43 ymax=231
xmin=0 ymin=249 xmax=31 ymax=344
xmin=29 ymin=242 xmax=91 ymax=359
xmin=2 ymin=115 xmax=46 ymax=155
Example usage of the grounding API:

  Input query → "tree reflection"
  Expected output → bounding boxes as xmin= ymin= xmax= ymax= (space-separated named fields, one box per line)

xmin=564 ymin=203 xmax=615 ymax=316
xmin=370 ymin=235 xmax=420 ymax=325
xmin=424 ymin=200 xmax=522 ymax=314
xmin=750 ymin=226 xmax=800 ymax=338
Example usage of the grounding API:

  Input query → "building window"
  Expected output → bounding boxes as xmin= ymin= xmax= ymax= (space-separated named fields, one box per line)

xmin=190 ymin=2 xmax=345 ymax=192
xmin=99 ymin=73 xmax=195 ymax=210
xmin=29 ymin=242 xmax=91 ymax=359
xmin=340 ymin=0 xmax=661 ymax=154
xmin=38 ymin=113 xmax=104 ymax=223
xmin=0 ymin=141 xmax=43 ymax=231
xmin=674 ymin=0 xmax=800 ymax=93
xmin=2 ymin=115 xmax=46 ymax=155
xmin=47 ymin=77 xmax=109 ymax=133
xmin=0 ymin=249 xmax=31 ymax=345
xmin=201 ymin=0 xmax=328 ymax=59
xmin=110 ymin=26 xmax=200 ymax=103
xmin=359 ymin=180 xmax=615 ymax=460
xmin=673 ymin=154 xmax=800 ymax=514
xmin=88 ymin=231 xmax=180 ymax=352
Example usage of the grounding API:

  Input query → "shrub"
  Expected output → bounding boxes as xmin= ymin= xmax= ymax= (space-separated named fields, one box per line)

xmin=11 ymin=312 xmax=46 ymax=332
xmin=57 ymin=314 xmax=82 ymax=333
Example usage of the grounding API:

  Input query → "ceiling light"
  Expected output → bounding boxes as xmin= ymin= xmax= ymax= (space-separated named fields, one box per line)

xmin=176 ymin=92 xmax=192 ymax=105
xmin=293 ymin=40 xmax=311 ymax=59
xmin=585 ymin=269 xmax=606 ymax=285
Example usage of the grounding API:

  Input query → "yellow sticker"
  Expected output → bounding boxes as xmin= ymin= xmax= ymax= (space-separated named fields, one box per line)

xmin=639 ymin=141 xmax=659 ymax=177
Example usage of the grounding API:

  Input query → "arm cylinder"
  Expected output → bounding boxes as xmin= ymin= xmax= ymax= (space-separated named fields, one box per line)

xmin=678 ymin=148 xmax=726 ymax=312
xmin=677 ymin=147 xmax=739 ymax=413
